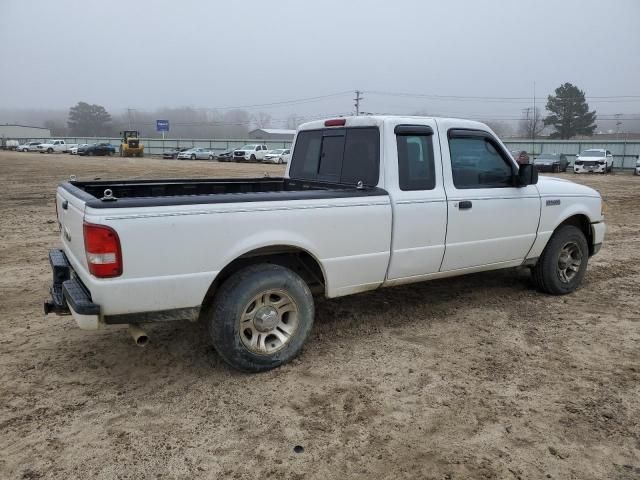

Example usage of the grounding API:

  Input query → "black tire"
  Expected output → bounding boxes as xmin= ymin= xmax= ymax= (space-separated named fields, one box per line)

xmin=532 ymin=225 xmax=589 ymax=295
xmin=208 ymin=264 xmax=314 ymax=372
xmin=553 ymin=164 xmax=559 ymax=173
xmin=250 ymin=154 xmax=256 ymax=161
xmin=191 ymin=154 xmax=196 ymax=160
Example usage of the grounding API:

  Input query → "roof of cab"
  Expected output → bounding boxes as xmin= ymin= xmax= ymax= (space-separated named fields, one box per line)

xmin=297 ymin=115 xmax=489 ymax=132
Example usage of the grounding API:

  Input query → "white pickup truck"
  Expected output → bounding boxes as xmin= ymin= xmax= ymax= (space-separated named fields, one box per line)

xmin=45 ymin=116 xmax=605 ymax=372
xmin=37 ymin=139 xmax=73 ymax=153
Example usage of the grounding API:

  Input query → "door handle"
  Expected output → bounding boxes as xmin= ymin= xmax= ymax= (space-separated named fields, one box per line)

xmin=458 ymin=200 xmax=472 ymax=210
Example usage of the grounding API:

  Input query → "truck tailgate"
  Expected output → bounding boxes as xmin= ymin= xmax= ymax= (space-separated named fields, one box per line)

xmin=56 ymin=186 xmax=88 ymax=272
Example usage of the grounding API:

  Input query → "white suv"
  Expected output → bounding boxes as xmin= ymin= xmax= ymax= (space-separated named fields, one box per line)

xmin=233 ymin=144 xmax=268 ymax=162
xmin=574 ymin=149 xmax=614 ymax=174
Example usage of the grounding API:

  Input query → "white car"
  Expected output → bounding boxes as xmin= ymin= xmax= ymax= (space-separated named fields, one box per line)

xmin=262 ymin=149 xmax=290 ymax=164
xmin=233 ymin=144 xmax=268 ymax=162
xmin=177 ymin=148 xmax=215 ymax=160
xmin=45 ymin=115 xmax=605 ymax=372
xmin=574 ymin=149 xmax=614 ymax=174
xmin=70 ymin=144 xmax=89 ymax=155
xmin=634 ymin=157 xmax=640 ymax=176
xmin=17 ymin=141 xmax=43 ymax=152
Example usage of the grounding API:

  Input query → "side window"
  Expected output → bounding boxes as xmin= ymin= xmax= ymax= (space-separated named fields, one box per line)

xmin=396 ymin=134 xmax=435 ymax=191
xmin=449 ymin=135 xmax=514 ymax=189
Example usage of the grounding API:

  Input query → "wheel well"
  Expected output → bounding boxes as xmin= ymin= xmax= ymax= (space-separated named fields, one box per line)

xmin=200 ymin=246 xmax=326 ymax=317
xmin=558 ymin=214 xmax=594 ymax=255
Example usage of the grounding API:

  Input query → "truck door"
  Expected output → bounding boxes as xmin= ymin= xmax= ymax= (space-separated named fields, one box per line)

xmin=386 ymin=122 xmax=448 ymax=280
xmin=440 ymin=127 xmax=540 ymax=271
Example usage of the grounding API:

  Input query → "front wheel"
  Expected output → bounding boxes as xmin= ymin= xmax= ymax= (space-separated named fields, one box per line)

xmin=532 ymin=225 xmax=589 ymax=295
xmin=191 ymin=154 xmax=196 ymax=160
xmin=250 ymin=154 xmax=256 ymax=161
xmin=207 ymin=264 xmax=314 ymax=372
xmin=47 ymin=148 xmax=53 ymax=153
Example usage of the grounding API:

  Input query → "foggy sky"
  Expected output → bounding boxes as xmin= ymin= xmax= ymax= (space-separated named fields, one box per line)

xmin=1 ymin=0 xmax=639 ymax=126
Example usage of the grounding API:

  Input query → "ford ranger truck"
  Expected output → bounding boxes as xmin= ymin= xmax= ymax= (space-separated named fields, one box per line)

xmin=44 ymin=116 xmax=606 ymax=372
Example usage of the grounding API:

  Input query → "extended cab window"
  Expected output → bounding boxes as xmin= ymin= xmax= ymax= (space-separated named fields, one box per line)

xmin=448 ymin=133 xmax=514 ymax=189
xmin=290 ymin=127 xmax=379 ymax=185
xmin=396 ymin=131 xmax=435 ymax=191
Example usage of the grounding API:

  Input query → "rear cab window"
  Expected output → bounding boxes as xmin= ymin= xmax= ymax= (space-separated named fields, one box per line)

xmin=289 ymin=127 xmax=380 ymax=186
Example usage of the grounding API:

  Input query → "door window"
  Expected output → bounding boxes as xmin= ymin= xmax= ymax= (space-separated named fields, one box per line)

xmin=449 ymin=135 xmax=514 ymax=189
xmin=397 ymin=134 xmax=435 ymax=191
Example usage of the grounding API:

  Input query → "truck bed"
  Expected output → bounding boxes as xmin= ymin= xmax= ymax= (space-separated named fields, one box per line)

xmin=61 ymin=177 xmax=388 ymax=209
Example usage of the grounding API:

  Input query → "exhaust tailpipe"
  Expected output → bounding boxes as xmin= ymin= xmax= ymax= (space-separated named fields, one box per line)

xmin=128 ymin=324 xmax=149 ymax=347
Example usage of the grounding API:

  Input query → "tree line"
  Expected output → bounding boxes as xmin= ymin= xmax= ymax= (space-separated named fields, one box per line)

xmin=6 ymin=82 xmax=606 ymax=140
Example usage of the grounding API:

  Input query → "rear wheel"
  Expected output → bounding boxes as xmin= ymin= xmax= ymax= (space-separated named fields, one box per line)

xmin=207 ymin=264 xmax=314 ymax=372
xmin=532 ymin=225 xmax=589 ymax=295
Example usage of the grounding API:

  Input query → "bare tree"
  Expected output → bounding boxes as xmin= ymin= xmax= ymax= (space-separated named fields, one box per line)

xmin=483 ymin=120 xmax=513 ymax=138
xmin=252 ymin=112 xmax=272 ymax=129
xmin=519 ymin=106 xmax=545 ymax=139
xmin=286 ymin=114 xmax=305 ymax=130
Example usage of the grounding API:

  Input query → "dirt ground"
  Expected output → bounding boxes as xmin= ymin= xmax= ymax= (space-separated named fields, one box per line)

xmin=0 ymin=151 xmax=638 ymax=480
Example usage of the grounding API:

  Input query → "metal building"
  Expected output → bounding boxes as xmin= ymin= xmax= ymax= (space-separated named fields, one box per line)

xmin=0 ymin=124 xmax=51 ymax=140
xmin=248 ymin=128 xmax=296 ymax=141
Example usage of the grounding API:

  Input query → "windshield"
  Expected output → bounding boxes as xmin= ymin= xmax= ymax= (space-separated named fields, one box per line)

xmin=581 ymin=150 xmax=605 ymax=157
xmin=240 ymin=145 xmax=257 ymax=150
xmin=536 ymin=154 xmax=557 ymax=160
xmin=270 ymin=149 xmax=285 ymax=154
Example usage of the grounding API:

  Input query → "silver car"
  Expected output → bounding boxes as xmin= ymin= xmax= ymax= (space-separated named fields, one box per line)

xmin=176 ymin=148 xmax=215 ymax=160
xmin=17 ymin=141 xmax=42 ymax=152
xmin=262 ymin=148 xmax=290 ymax=164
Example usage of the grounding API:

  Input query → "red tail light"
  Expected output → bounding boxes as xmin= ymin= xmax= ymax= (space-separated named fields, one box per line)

xmin=324 ymin=118 xmax=346 ymax=127
xmin=83 ymin=222 xmax=122 ymax=278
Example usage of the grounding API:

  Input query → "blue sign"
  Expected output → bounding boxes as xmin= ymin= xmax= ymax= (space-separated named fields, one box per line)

xmin=156 ymin=119 xmax=170 ymax=132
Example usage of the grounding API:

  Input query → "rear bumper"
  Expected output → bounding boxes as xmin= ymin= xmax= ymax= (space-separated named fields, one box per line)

xmin=44 ymin=249 xmax=200 ymax=329
xmin=44 ymin=249 xmax=101 ymax=330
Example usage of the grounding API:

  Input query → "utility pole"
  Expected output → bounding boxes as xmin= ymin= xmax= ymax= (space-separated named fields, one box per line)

xmin=614 ymin=113 xmax=622 ymax=140
xmin=354 ymin=90 xmax=363 ymax=116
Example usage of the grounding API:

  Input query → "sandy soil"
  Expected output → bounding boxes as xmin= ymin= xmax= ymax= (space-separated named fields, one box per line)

xmin=0 ymin=151 xmax=638 ymax=480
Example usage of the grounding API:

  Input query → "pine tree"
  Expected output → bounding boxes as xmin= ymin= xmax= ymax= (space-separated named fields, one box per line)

xmin=544 ymin=83 xmax=596 ymax=139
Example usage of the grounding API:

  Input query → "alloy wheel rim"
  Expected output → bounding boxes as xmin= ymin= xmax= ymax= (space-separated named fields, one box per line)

xmin=557 ymin=241 xmax=582 ymax=283
xmin=239 ymin=289 xmax=299 ymax=355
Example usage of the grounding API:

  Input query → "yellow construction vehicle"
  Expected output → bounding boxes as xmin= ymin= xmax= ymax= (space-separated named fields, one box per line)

xmin=119 ymin=130 xmax=144 ymax=157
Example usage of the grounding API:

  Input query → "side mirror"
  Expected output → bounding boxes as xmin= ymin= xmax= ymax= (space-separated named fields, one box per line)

xmin=517 ymin=163 xmax=538 ymax=187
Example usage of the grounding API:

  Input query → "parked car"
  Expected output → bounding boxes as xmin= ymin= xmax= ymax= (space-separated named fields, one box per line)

xmin=262 ymin=149 xmax=290 ymax=164
xmin=574 ymin=149 xmax=614 ymax=174
xmin=17 ymin=141 xmax=42 ymax=152
xmin=233 ymin=144 xmax=268 ymax=162
xmin=37 ymin=139 xmax=72 ymax=153
xmin=634 ymin=156 xmax=640 ymax=176
xmin=533 ymin=153 xmax=569 ymax=173
xmin=44 ymin=115 xmax=605 ymax=372
xmin=511 ymin=150 xmax=530 ymax=165
xmin=216 ymin=149 xmax=234 ymax=162
xmin=177 ymin=148 xmax=214 ymax=160
xmin=77 ymin=143 xmax=116 ymax=156
xmin=162 ymin=147 xmax=190 ymax=159
xmin=70 ymin=144 xmax=89 ymax=155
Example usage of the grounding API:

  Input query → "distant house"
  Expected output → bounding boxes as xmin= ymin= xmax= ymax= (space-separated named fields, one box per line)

xmin=0 ymin=124 xmax=51 ymax=140
xmin=248 ymin=128 xmax=296 ymax=141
